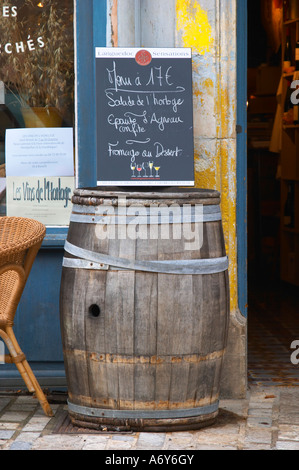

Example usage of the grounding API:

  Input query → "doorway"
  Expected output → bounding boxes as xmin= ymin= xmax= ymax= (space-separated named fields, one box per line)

xmin=247 ymin=0 xmax=299 ymax=386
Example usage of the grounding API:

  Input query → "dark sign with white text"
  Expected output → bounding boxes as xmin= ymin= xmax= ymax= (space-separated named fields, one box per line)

xmin=95 ymin=48 xmax=194 ymax=186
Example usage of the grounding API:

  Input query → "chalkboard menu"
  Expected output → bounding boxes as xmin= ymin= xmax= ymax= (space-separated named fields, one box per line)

xmin=95 ymin=48 xmax=194 ymax=186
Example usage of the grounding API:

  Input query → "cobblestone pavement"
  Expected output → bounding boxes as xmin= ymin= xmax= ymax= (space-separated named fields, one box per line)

xmin=0 ymin=385 xmax=299 ymax=451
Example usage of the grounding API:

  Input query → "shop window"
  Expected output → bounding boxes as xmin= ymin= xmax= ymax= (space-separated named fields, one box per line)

xmin=0 ymin=0 xmax=74 ymax=225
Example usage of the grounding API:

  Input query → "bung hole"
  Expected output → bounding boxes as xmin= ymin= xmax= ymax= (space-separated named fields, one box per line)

xmin=89 ymin=304 xmax=101 ymax=318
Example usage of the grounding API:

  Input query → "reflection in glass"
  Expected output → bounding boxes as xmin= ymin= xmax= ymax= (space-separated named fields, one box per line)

xmin=0 ymin=0 xmax=74 ymax=215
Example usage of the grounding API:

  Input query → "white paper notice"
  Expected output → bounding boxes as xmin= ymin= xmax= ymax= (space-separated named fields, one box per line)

xmin=5 ymin=128 xmax=74 ymax=177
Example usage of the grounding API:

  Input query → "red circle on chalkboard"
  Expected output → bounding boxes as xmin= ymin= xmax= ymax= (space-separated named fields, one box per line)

xmin=135 ymin=49 xmax=152 ymax=66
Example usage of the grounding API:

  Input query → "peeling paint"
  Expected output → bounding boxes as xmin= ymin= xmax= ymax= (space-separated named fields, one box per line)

xmin=111 ymin=0 xmax=118 ymax=46
xmin=176 ymin=0 xmax=213 ymax=55
xmin=218 ymin=140 xmax=238 ymax=312
xmin=203 ymin=78 xmax=214 ymax=96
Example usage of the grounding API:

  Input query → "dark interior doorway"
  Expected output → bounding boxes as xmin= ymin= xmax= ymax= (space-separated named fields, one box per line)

xmin=247 ymin=0 xmax=299 ymax=387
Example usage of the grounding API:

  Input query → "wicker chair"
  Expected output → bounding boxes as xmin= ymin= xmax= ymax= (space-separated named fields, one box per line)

xmin=0 ymin=217 xmax=53 ymax=417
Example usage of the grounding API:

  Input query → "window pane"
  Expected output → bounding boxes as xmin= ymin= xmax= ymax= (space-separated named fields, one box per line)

xmin=0 ymin=0 xmax=74 ymax=219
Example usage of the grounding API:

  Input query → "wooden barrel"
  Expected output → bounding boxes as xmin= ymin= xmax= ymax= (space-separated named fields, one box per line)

xmin=60 ymin=188 xmax=230 ymax=431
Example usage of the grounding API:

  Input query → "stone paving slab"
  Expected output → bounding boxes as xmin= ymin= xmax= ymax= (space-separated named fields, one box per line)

xmin=0 ymin=386 xmax=299 ymax=451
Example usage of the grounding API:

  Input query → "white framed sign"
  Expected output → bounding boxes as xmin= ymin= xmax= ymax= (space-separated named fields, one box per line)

xmin=6 ymin=176 xmax=74 ymax=225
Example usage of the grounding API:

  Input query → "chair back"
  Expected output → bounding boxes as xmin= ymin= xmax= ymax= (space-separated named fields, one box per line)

xmin=0 ymin=217 xmax=46 ymax=327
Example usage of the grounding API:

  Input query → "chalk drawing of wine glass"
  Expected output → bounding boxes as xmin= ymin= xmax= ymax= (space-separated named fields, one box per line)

xmin=154 ymin=165 xmax=160 ymax=177
xmin=142 ymin=162 xmax=148 ymax=177
xmin=148 ymin=161 xmax=154 ymax=177
xmin=136 ymin=163 xmax=143 ymax=178
xmin=130 ymin=162 xmax=136 ymax=177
